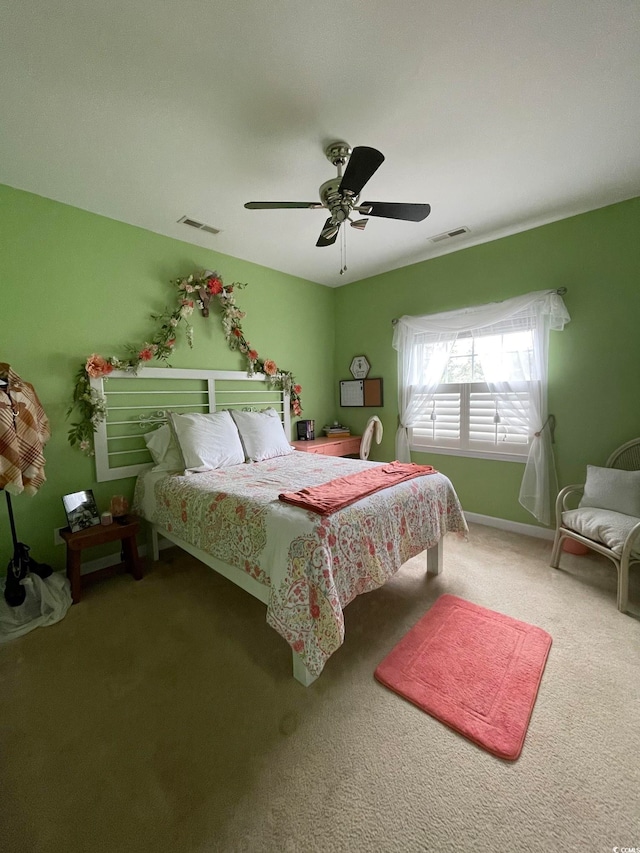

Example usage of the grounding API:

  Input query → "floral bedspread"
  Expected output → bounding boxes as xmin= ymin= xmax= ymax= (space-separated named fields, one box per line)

xmin=133 ymin=453 xmax=467 ymax=677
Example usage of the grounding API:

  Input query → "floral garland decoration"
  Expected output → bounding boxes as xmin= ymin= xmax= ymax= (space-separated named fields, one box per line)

xmin=67 ymin=270 xmax=303 ymax=455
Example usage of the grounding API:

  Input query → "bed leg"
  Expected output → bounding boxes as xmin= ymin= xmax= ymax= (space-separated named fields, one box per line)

xmin=145 ymin=523 xmax=160 ymax=562
xmin=292 ymin=652 xmax=318 ymax=687
xmin=426 ymin=539 xmax=443 ymax=576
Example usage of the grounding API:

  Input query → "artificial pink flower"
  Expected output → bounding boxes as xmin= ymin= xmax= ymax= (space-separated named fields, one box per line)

xmin=248 ymin=349 xmax=258 ymax=361
xmin=207 ymin=277 xmax=223 ymax=295
xmin=293 ymin=400 xmax=302 ymax=416
xmin=232 ymin=328 xmax=242 ymax=338
xmin=85 ymin=354 xmax=113 ymax=378
xmin=180 ymin=299 xmax=194 ymax=308
xmin=263 ymin=359 xmax=277 ymax=376
xmin=138 ymin=348 xmax=154 ymax=361
xmin=293 ymin=384 xmax=302 ymax=395
xmin=166 ymin=338 xmax=176 ymax=348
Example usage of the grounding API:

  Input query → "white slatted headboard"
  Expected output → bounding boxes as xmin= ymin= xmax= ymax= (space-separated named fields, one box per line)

xmin=90 ymin=368 xmax=291 ymax=482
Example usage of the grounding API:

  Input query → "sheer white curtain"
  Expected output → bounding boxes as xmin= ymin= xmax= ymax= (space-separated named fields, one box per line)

xmin=392 ymin=290 xmax=570 ymax=525
xmin=393 ymin=320 xmax=455 ymax=461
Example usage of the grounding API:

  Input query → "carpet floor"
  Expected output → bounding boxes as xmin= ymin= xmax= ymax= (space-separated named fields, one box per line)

xmin=0 ymin=523 xmax=638 ymax=853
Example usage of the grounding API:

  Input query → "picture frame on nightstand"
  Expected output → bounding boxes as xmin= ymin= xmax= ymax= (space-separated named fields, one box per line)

xmin=62 ymin=490 xmax=101 ymax=533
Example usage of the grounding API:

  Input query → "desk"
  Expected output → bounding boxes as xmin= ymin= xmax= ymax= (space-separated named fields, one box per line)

xmin=61 ymin=517 xmax=143 ymax=604
xmin=292 ymin=435 xmax=362 ymax=457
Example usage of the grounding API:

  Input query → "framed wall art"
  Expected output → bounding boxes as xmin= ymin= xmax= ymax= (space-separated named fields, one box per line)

xmin=339 ymin=378 xmax=383 ymax=407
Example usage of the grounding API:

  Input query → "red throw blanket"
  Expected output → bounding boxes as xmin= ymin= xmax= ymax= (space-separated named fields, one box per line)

xmin=279 ymin=461 xmax=438 ymax=516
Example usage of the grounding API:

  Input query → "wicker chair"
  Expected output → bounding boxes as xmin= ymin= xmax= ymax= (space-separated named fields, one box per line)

xmin=550 ymin=438 xmax=640 ymax=613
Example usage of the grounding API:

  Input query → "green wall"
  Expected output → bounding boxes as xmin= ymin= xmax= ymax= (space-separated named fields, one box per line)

xmin=0 ymin=184 xmax=335 ymax=570
xmin=2 ymin=184 xmax=639 ymax=577
xmin=334 ymin=197 xmax=640 ymax=527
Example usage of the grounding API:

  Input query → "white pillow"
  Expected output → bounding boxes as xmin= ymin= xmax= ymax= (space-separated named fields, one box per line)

xmin=144 ymin=424 xmax=184 ymax=472
xmin=230 ymin=408 xmax=294 ymax=462
xmin=578 ymin=465 xmax=640 ymax=517
xmin=169 ymin=411 xmax=245 ymax=472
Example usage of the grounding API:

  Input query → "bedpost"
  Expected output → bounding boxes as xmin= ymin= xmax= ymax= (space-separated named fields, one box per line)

xmin=292 ymin=651 xmax=318 ymax=687
xmin=426 ymin=539 xmax=443 ymax=575
xmin=145 ymin=522 xmax=160 ymax=562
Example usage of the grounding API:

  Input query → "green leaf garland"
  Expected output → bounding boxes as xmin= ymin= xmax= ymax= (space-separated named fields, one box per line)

xmin=67 ymin=270 xmax=303 ymax=456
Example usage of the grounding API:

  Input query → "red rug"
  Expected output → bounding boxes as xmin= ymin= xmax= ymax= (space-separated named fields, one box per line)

xmin=375 ymin=595 xmax=552 ymax=760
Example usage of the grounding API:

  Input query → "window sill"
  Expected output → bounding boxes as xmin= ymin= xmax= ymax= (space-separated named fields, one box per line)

xmin=410 ymin=445 xmax=528 ymax=464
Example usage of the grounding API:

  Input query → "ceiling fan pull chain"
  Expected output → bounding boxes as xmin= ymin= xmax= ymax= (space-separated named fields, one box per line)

xmin=340 ymin=226 xmax=347 ymax=275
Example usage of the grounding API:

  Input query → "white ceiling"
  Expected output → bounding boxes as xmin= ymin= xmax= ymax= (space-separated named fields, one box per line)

xmin=2 ymin=1 xmax=639 ymax=287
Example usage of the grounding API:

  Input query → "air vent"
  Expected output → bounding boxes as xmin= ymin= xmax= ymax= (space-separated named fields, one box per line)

xmin=178 ymin=215 xmax=221 ymax=235
xmin=429 ymin=226 xmax=470 ymax=243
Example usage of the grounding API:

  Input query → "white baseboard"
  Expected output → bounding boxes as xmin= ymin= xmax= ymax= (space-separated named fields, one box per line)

xmin=79 ymin=537 xmax=171 ymax=575
xmin=464 ymin=511 xmax=555 ymax=541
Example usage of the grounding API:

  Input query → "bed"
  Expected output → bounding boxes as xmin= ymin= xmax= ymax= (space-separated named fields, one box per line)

xmin=91 ymin=367 xmax=468 ymax=685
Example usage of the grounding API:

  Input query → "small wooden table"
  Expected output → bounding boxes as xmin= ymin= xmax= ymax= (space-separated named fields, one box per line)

xmin=292 ymin=435 xmax=362 ymax=457
xmin=61 ymin=517 xmax=143 ymax=604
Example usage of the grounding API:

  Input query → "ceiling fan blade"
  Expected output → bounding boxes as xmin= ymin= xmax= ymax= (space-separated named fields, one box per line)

xmin=316 ymin=217 xmax=340 ymax=247
xmin=244 ymin=201 xmax=323 ymax=209
xmin=339 ymin=147 xmax=385 ymax=196
xmin=360 ymin=202 xmax=431 ymax=222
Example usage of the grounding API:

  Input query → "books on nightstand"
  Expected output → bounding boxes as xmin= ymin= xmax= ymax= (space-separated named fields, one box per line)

xmin=323 ymin=424 xmax=351 ymax=438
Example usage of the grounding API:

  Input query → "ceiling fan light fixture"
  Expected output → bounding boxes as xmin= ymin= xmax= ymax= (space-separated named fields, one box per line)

xmin=322 ymin=223 xmax=340 ymax=240
xmin=350 ymin=218 xmax=368 ymax=230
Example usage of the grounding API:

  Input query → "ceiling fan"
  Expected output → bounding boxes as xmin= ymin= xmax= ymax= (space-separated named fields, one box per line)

xmin=244 ymin=141 xmax=431 ymax=248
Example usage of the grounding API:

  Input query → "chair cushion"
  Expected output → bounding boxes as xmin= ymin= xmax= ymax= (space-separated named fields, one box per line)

xmin=579 ymin=465 xmax=640 ymax=516
xmin=562 ymin=508 xmax=640 ymax=559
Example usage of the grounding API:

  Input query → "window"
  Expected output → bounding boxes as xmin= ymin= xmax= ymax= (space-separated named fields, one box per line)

xmin=410 ymin=330 xmax=534 ymax=460
xmin=393 ymin=289 xmax=570 ymax=523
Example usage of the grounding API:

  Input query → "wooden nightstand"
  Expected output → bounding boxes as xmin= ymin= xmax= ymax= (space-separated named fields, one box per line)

xmin=292 ymin=435 xmax=362 ymax=457
xmin=61 ymin=517 xmax=143 ymax=604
